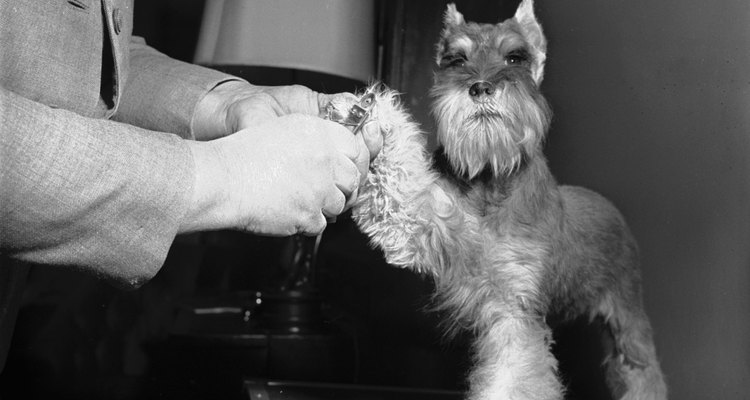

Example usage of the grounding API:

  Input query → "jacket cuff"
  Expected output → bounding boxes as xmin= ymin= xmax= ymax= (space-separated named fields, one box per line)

xmin=114 ymin=37 xmax=245 ymax=139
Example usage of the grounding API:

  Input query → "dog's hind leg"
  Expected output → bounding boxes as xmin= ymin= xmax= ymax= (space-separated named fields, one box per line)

xmin=597 ymin=293 xmax=668 ymax=400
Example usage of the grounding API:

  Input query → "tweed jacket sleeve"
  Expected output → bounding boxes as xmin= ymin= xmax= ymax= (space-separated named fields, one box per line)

xmin=0 ymin=0 xmax=248 ymax=286
xmin=113 ymin=36 xmax=244 ymax=139
xmin=0 ymin=87 xmax=195 ymax=287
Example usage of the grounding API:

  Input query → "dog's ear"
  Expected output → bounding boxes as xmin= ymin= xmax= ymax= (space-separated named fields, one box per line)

xmin=443 ymin=3 xmax=465 ymax=28
xmin=435 ymin=3 xmax=465 ymax=66
xmin=513 ymin=0 xmax=547 ymax=84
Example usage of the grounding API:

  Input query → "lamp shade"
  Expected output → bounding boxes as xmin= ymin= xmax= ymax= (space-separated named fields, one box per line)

xmin=194 ymin=0 xmax=376 ymax=83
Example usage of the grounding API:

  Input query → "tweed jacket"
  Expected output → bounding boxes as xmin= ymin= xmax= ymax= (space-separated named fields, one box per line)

xmin=0 ymin=0 xmax=240 ymax=371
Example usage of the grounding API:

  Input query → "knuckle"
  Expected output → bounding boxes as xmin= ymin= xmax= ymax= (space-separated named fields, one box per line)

xmin=308 ymin=145 xmax=334 ymax=167
xmin=303 ymin=214 xmax=326 ymax=235
xmin=287 ymin=84 xmax=308 ymax=94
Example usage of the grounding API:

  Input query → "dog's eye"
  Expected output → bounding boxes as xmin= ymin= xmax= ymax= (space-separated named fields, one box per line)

xmin=439 ymin=54 xmax=467 ymax=69
xmin=504 ymin=51 xmax=530 ymax=66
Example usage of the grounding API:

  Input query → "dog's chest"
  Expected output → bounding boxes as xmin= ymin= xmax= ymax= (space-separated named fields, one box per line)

xmin=459 ymin=179 xmax=514 ymax=226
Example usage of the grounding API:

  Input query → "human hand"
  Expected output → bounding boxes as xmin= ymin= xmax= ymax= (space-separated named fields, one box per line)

xmin=193 ymin=82 xmax=382 ymax=183
xmin=182 ymin=114 xmax=364 ymax=236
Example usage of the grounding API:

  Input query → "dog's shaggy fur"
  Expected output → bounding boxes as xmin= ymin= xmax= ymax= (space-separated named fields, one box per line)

xmin=343 ymin=1 xmax=667 ymax=399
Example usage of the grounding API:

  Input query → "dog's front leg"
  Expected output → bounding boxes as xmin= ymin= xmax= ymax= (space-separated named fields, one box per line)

xmin=352 ymin=88 xmax=472 ymax=276
xmin=468 ymin=308 xmax=564 ymax=400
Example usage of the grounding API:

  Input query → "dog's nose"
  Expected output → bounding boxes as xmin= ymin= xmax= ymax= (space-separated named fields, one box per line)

xmin=469 ymin=81 xmax=495 ymax=98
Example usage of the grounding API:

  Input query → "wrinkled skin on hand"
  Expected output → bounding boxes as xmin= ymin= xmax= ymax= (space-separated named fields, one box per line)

xmin=220 ymin=83 xmax=382 ymax=187
xmin=183 ymin=83 xmax=384 ymax=236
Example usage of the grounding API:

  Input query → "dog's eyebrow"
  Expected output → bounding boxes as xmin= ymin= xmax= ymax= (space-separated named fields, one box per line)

xmin=447 ymin=35 xmax=475 ymax=55
xmin=506 ymin=48 xmax=531 ymax=58
xmin=494 ymin=34 xmax=527 ymax=53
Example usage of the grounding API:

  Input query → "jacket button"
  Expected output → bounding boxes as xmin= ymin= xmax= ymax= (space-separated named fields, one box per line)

xmin=113 ymin=8 xmax=122 ymax=35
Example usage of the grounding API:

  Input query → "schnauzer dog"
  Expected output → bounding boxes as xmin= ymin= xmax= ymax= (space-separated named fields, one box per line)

xmin=338 ymin=1 xmax=667 ymax=399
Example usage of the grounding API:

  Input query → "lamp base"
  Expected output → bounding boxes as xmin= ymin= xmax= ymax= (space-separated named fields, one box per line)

xmin=255 ymin=289 xmax=325 ymax=334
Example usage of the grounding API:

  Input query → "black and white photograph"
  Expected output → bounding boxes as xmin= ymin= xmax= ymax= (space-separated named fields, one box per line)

xmin=0 ymin=1 xmax=747 ymax=399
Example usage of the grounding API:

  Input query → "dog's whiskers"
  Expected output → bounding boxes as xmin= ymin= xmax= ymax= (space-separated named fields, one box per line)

xmin=470 ymin=112 xmax=502 ymax=125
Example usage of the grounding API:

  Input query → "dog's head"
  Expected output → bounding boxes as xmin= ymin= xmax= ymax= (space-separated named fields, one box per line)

xmin=430 ymin=0 xmax=552 ymax=179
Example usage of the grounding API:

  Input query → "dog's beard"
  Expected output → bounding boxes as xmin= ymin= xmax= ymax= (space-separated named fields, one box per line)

xmin=431 ymin=73 xmax=551 ymax=179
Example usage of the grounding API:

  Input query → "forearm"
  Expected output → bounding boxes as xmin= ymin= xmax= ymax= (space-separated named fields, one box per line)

xmin=0 ymin=88 xmax=193 ymax=288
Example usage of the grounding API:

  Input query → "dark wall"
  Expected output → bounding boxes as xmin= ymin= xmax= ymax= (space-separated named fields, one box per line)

xmin=538 ymin=1 xmax=750 ymax=399
xmin=132 ymin=0 xmax=206 ymax=63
